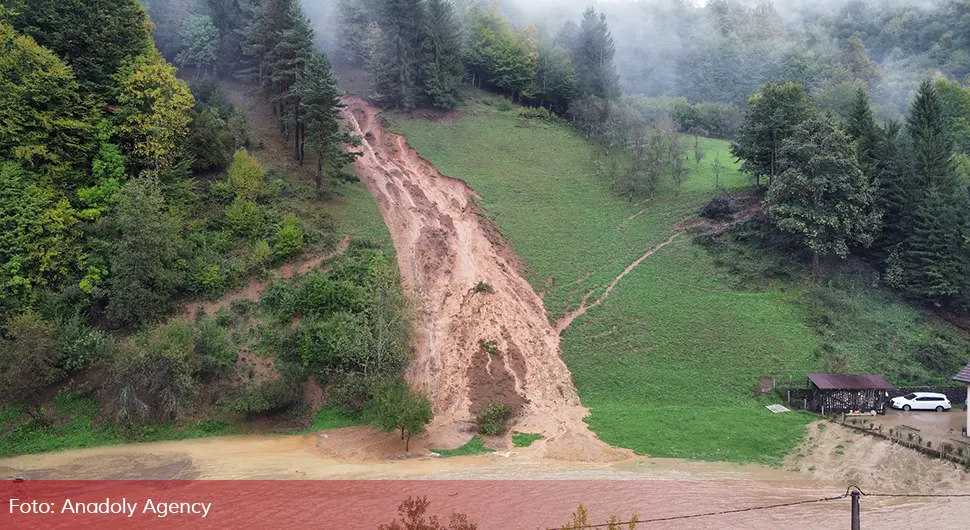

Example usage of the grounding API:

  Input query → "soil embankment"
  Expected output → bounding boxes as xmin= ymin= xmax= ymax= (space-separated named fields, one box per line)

xmin=341 ymin=96 xmax=624 ymax=460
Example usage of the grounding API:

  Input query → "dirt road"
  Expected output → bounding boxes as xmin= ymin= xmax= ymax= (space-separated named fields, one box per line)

xmin=340 ymin=96 xmax=624 ymax=460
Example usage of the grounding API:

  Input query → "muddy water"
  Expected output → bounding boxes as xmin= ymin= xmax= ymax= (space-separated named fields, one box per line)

xmin=1 ymin=433 xmax=967 ymax=528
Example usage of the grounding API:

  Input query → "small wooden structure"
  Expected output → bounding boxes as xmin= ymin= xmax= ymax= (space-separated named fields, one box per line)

xmin=806 ymin=373 xmax=894 ymax=414
xmin=953 ymin=362 xmax=970 ymax=437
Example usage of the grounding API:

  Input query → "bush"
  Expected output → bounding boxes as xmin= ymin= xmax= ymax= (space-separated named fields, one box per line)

xmin=474 ymin=281 xmax=494 ymax=294
xmin=231 ymin=373 xmax=304 ymax=416
xmin=700 ymin=197 xmax=734 ymax=221
xmin=53 ymin=316 xmax=108 ymax=372
xmin=298 ymin=275 xmax=368 ymax=317
xmin=518 ymin=106 xmax=561 ymax=123
xmin=227 ymin=149 xmax=265 ymax=200
xmin=273 ymin=215 xmax=304 ymax=259
xmin=476 ymin=402 xmax=512 ymax=436
xmin=225 ymin=197 xmax=263 ymax=237
xmin=186 ymin=107 xmax=232 ymax=171
xmin=195 ymin=318 xmax=235 ymax=379
xmin=209 ymin=180 xmax=235 ymax=204
xmin=250 ymin=239 xmax=272 ymax=270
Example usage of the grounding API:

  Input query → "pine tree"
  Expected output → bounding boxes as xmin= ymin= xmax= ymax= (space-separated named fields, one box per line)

xmin=422 ymin=0 xmax=463 ymax=109
xmin=270 ymin=0 xmax=315 ymax=161
xmin=895 ymin=80 xmax=969 ymax=304
xmin=296 ymin=51 xmax=363 ymax=193
xmin=765 ymin=115 xmax=880 ymax=278
xmin=337 ymin=0 xmax=376 ymax=66
xmin=846 ymin=87 xmax=879 ymax=174
xmin=907 ymin=80 xmax=958 ymax=192
xmin=370 ymin=0 xmax=426 ymax=110
xmin=239 ymin=0 xmax=290 ymax=88
xmin=870 ymin=121 xmax=910 ymax=264
xmin=575 ymin=7 xmax=621 ymax=101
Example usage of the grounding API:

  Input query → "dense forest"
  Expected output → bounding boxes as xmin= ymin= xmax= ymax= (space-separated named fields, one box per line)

xmin=0 ymin=0 xmax=430 ymax=448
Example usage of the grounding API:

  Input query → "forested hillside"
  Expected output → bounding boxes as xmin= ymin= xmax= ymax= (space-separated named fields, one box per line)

xmin=0 ymin=0 xmax=427 ymax=456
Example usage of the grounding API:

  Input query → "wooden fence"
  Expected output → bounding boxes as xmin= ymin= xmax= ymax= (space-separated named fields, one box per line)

xmin=832 ymin=419 xmax=970 ymax=468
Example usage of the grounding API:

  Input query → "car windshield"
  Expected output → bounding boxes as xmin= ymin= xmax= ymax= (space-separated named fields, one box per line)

xmin=903 ymin=393 xmax=917 ymax=400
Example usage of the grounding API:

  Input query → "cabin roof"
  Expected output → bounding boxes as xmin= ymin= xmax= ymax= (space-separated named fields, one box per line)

xmin=807 ymin=373 xmax=894 ymax=390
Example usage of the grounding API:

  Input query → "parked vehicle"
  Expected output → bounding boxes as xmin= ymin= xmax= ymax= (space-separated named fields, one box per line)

xmin=889 ymin=392 xmax=951 ymax=412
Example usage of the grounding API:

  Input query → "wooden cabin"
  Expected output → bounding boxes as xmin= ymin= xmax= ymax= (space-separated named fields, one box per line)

xmin=806 ymin=373 xmax=894 ymax=414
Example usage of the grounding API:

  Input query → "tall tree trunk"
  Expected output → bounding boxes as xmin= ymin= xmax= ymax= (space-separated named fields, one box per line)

xmin=812 ymin=251 xmax=821 ymax=279
xmin=294 ymin=100 xmax=300 ymax=161
xmin=405 ymin=433 xmax=411 ymax=452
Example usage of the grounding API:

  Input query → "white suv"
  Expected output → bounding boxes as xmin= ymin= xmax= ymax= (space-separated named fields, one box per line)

xmin=890 ymin=392 xmax=951 ymax=412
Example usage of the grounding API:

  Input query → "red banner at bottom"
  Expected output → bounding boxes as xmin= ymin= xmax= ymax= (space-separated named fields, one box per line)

xmin=0 ymin=479 xmax=959 ymax=529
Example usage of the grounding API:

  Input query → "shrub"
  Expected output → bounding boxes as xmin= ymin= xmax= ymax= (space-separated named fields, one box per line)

xmin=273 ymin=215 xmax=304 ymax=259
xmin=250 ymin=239 xmax=272 ymax=270
xmin=209 ymin=180 xmax=235 ymax=204
xmin=227 ymin=149 xmax=265 ymax=200
xmin=225 ymin=197 xmax=263 ymax=237
xmin=474 ymin=281 xmax=494 ymax=294
xmin=479 ymin=339 xmax=499 ymax=356
xmin=699 ymin=197 xmax=734 ymax=221
xmin=195 ymin=318 xmax=235 ymax=379
xmin=53 ymin=316 xmax=108 ymax=372
xmin=231 ymin=373 xmax=304 ymax=416
xmin=476 ymin=402 xmax=513 ymax=436
xmin=297 ymin=274 xmax=368 ymax=317
xmin=518 ymin=106 xmax=561 ymax=123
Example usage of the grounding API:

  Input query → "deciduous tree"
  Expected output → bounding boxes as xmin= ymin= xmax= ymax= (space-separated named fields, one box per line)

xmin=731 ymin=82 xmax=815 ymax=186
xmin=765 ymin=115 xmax=880 ymax=278
xmin=113 ymin=52 xmax=195 ymax=172
xmin=367 ymin=380 xmax=433 ymax=451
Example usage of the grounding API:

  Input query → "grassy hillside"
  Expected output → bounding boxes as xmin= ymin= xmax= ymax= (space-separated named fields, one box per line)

xmin=393 ymin=91 xmax=968 ymax=465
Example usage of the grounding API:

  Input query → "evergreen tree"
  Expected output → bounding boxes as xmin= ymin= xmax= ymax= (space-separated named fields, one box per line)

xmin=370 ymin=0 xmax=426 ymax=110
xmin=870 ymin=121 xmax=910 ymax=263
xmin=0 ymin=23 xmax=97 ymax=183
xmin=201 ymin=0 xmax=247 ymax=70
xmin=898 ymin=187 xmax=965 ymax=301
xmin=239 ymin=0 xmax=290 ymax=88
xmin=337 ymin=0 xmax=376 ymax=66
xmin=422 ymin=0 xmax=463 ymax=109
xmin=6 ymin=0 xmax=154 ymax=98
xmin=296 ymin=51 xmax=363 ymax=193
xmin=575 ymin=7 xmax=621 ymax=101
xmin=765 ymin=115 xmax=880 ymax=278
xmin=894 ymin=80 xmax=969 ymax=304
xmin=731 ymin=81 xmax=816 ymax=186
xmin=270 ymin=0 xmax=315 ymax=161
xmin=907 ymin=80 xmax=958 ymax=192
xmin=106 ymin=177 xmax=187 ymax=328
xmin=846 ymin=87 xmax=879 ymax=174
xmin=176 ymin=14 xmax=220 ymax=75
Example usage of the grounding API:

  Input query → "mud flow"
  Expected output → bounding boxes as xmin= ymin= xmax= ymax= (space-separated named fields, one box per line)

xmin=341 ymin=97 xmax=624 ymax=460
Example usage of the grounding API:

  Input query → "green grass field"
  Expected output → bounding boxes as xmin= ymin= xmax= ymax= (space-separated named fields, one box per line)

xmin=392 ymin=91 xmax=969 ymax=465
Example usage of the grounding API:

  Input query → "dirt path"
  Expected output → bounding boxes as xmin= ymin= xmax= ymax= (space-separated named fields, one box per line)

xmin=341 ymin=96 xmax=625 ymax=461
xmin=556 ymin=233 xmax=683 ymax=334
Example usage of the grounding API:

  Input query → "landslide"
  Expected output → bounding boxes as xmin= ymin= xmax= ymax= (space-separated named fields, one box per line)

xmin=341 ymin=96 xmax=625 ymax=461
